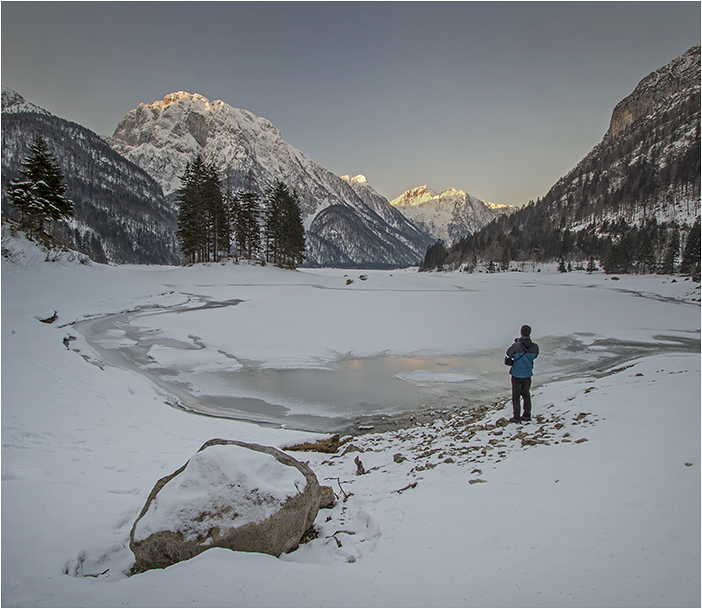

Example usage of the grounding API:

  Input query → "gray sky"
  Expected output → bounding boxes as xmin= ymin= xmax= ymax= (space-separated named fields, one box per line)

xmin=2 ymin=2 xmax=700 ymax=206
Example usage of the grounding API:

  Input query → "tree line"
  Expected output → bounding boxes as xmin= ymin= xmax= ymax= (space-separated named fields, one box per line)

xmin=175 ymin=156 xmax=306 ymax=268
xmin=421 ymin=217 xmax=700 ymax=280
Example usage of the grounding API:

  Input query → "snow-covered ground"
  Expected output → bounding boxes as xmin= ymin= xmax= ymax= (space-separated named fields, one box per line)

xmin=2 ymin=234 xmax=700 ymax=607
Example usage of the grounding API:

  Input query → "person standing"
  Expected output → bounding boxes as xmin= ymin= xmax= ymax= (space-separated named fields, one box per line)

xmin=506 ymin=325 xmax=539 ymax=423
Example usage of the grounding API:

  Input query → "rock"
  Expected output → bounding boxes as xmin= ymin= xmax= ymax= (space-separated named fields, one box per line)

xmin=495 ymin=418 xmax=510 ymax=428
xmin=319 ymin=485 xmax=336 ymax=509
xmin=285 ymin=434 xmax=341 ymax=454
xmin=130 ymin=439 xmax=322 ymax=572
xmin=39 ymin=311 xmax=58 ymax=324
xmin=393 ymin=453 xmax=407 ymax=463
xmin=354 ymin=455 xmax=366 ymax=475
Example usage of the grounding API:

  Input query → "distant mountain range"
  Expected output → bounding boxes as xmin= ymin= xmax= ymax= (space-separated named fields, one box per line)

xmin=2 ymin=45 xmax=698 ymax=270
xmin=389 ymin=185 xmax=515 ymax=244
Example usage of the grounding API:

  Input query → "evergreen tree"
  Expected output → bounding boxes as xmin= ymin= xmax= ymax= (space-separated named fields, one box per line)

xmin=175 ymin=156 xmax=227 ymax=263
xmin=7 ymin=130 xmax=74 ymax=240
xmin=236 ymin=173 xmax=262 ymax=260
xmin=420 ymin=240 xmax=448 ymax=271
xmin=661 ymin=224 xmax=680 ymax=275
xmin=680 ymin=220 xmax=700 ymax=277
xmin=586 ymin=257 xmax=598 ymax=273
xmin=264 ymin=182 xmax=306 ymax=268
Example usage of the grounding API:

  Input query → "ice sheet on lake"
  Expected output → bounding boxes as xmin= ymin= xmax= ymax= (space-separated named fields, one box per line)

xmin=395 ymin=370 xmax=478 ymax=383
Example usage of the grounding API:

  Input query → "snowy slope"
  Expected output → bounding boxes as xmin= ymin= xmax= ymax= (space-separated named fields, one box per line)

xmin=390 ymin=184 xmax=515 ymax=244
xmin=111 ymin=93 xmax=432 ymax=267
xmin=1 ymin=86 xmax=51 ymax=116
xmin=2 ymin=231 xmax=699 ymax=607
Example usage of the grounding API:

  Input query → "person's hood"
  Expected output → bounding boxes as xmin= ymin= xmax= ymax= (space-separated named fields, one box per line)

xmin=520 ymin=337 xmax=534 ymax=350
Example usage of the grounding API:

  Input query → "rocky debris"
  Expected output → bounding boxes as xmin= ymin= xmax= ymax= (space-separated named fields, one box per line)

xmin=285 ymin=434 xmax=342 ymax=454
xmin=130 ymin=439 xmax=323 ymax=572
xmin=291 ymin=387 xmax=606 ymax=563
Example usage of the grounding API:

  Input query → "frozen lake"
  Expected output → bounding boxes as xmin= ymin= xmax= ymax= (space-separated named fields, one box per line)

xmin=74 ymin=279 xmax=699 ymax=433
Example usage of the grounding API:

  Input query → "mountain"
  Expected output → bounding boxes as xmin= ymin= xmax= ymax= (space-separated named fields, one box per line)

xmin=389 ymin=185 xmax=515 ymax=244
xmin=1 ymin=87 xmax=180 ymax=265
xmin=432 ymin=45 xmax=701 ymax=272
xmin=110 ymin=92 xmax=432 ymax=268
xmin=546 ymin=43 xmax=701 ymax=229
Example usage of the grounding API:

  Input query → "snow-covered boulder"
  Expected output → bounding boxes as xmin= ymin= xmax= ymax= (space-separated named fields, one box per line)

xmin=130 ymin=439 xmax=322 ymax=572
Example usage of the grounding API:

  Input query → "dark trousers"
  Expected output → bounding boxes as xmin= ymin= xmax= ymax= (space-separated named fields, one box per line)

xmin=511 ymin=376 xmax=532 ymax=419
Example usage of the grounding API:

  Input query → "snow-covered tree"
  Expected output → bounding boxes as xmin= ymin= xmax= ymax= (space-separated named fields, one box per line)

xmin=6 ymin=130 xmax=74 ymax=240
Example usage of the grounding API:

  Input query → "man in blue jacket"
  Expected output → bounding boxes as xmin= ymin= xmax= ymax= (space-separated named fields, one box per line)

xmin=506 ymin=325 xmax=539 ymax=423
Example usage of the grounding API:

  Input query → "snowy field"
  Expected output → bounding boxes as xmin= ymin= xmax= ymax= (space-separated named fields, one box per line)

xmin=2 ymin=234 xmax=700 ymax=608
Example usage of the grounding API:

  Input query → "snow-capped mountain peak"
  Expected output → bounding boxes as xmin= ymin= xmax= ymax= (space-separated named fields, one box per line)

xmin=111 ymin=92 xmax=433 ymax=267
xmin=389 ymin=185 xmax=515 ymax=244
xmin=340 ymin=174 xmax=368 ymax=184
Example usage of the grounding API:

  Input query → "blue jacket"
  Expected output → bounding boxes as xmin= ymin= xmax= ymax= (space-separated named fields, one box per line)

xmin=507 ymin=337 xmax=539 ymax=378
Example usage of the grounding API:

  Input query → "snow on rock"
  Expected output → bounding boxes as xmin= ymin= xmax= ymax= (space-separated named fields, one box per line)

xmin=130 ymin=440 xmax=321 ymax=571
xmin=1 ymin=86 xmax=52 ymax=116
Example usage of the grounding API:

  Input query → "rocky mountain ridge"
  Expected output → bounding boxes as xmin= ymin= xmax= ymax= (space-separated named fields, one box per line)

xmin=390 ymin=185 xmax=515 ymax=244
xmin=110 ymin=92 xmax=433 ymax=268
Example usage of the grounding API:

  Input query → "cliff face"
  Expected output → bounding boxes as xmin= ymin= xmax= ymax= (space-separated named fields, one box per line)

xmin=606 ymin=45 xmax=700 ymax=141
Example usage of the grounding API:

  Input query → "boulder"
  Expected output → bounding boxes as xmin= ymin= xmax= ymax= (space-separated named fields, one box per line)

xmin=130 ymin=439 xmax=322 ymax=572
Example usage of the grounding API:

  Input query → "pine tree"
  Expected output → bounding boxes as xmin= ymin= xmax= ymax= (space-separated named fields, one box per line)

xmin=264 ymin=182 xmax=306 ymax=268
xmin=236 ymin=173 xmax=262 ymax=261
xmin=661 ymin=224 xmax=680 ymax=275
xmin=175 ymin=156 xmax=227 ymax=263
xmin=586 ymin=257 xmax=598 ymax=273
xmin=6 ymin=130 xmax=74 ymax=240
xmin=680 ymin=220 xmax=701 ymax=278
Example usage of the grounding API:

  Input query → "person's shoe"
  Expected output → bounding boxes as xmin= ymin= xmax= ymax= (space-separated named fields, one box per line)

xmin=509 ymin=417 xmax=522 ymax=423
xmin=521 ymin=416 xmax=532 ymax=423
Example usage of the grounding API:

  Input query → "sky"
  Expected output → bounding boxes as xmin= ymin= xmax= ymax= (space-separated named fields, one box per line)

xmin=2 ymin=2 xmax=700 ymax=206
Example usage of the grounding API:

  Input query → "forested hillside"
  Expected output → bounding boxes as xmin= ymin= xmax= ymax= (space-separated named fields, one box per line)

xmin=424 ymin=45 xmax=700 ymax=278
xmin=2 ymin=91 xmax=180 ymax=264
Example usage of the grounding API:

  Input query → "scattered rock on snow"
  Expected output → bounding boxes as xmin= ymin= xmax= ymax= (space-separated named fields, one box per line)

xmin=354 ymin=456 xmax=366 ymax=475
xmin=130 ymin=439 xmax=322 ymax=572
xmin=285 ymin=434 xmax=342 ymax=454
